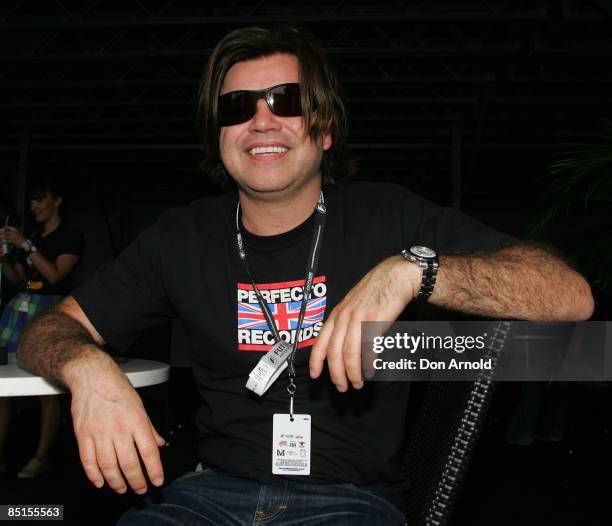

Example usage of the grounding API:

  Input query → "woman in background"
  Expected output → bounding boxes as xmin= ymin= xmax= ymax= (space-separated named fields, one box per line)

xmin=0 ymin=176 xmax=84 ymax=478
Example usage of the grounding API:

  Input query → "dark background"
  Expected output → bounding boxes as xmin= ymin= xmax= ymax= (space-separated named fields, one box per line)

xmin=1 ymin=1 xmax=611 ymax=524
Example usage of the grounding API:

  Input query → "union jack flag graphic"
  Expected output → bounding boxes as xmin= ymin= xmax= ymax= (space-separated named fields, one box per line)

xmin=238 ymin=297 xmax=326 ymax=332
xmin=236 ymin=276 xmax=327 ymax=351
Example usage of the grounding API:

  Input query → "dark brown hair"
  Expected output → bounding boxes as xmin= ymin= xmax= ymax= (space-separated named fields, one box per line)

xmin=198 ymin=25 xmax=352 ymax=186
xmin=29 ymin=176 xmax=64 ymax=200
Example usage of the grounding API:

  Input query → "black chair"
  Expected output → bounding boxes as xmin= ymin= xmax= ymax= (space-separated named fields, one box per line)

xmin=401 ymin=321 xmax=513 ymax=526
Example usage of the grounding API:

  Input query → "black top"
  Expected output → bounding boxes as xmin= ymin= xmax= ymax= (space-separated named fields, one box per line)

xmin=20 ymin=223 xmax=85 ymax=296
xmin=72 ymin=182 xmax=516 ymax=509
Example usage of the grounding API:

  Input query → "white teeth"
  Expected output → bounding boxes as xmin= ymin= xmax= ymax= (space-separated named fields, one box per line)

xmin=248 ymin=146 xmax=288 ymax=155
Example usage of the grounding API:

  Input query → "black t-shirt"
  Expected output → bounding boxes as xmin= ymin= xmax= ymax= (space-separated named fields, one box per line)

xmin=20 ymin=223 xmax=85 ymax=295
xmin=72 ymin=182 xmax=516 ymax=506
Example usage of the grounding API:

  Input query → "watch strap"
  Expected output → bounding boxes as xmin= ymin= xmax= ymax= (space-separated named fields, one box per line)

xmin=401 ymin=249 xmax=439 ymax=301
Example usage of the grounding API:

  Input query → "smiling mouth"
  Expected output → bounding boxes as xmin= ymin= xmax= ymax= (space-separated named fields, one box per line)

xmin=247 ymin=145 xmax=289 ymax=157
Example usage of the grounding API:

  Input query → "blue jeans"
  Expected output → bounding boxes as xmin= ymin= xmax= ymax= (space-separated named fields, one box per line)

xmin=118 ymin=468 xmax=407 ymax=525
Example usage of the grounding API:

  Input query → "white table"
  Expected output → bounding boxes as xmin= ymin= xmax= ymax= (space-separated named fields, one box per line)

xmin=0 ymin=357 xmax=170 ymax=397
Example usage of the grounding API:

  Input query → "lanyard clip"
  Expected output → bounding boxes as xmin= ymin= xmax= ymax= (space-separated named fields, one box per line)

xmin=287 ymin=380 xmax=296 ymax=421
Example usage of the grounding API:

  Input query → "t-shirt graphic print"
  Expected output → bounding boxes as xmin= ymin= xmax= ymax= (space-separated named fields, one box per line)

xmin=236 ymin=276 xmax=327 ymax=351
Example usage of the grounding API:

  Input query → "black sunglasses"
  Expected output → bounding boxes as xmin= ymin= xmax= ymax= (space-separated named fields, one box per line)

xmin=218 ymin=83 xmax=302 ymax=127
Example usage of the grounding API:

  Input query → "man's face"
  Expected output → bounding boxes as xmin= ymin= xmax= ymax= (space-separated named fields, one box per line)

xmin=219 ymin=53 xmax=332 ymax=198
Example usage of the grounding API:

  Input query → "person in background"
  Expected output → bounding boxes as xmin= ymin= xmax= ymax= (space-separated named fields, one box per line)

xmin=0 ymin=177 xmax=84 ymax=478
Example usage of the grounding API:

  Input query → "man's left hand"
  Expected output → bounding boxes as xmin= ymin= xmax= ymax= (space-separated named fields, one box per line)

xmin=309 ymin=256 xmax=421 ymax=392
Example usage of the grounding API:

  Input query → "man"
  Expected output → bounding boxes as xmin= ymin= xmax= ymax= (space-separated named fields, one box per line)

xmin=17 ymin=25 xmax=593 ymax=525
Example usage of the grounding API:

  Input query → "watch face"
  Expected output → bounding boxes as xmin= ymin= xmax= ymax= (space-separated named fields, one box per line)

xmin=410 ymin=246 xmax=437 ymax=259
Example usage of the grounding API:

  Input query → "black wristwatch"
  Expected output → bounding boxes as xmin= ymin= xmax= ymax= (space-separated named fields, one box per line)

xmin=401 ymin=246 xmax=439 ymax=301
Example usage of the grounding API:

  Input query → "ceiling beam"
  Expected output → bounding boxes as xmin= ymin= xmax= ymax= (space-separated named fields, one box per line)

xmin=0 ymin=11 xmax=550 ymax=31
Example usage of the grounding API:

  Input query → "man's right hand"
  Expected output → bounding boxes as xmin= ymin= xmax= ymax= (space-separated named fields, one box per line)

xmin=16 ymin=296 xmax=167 ymax=494
xmin=64 ymin=351 xmax=166 ymax=495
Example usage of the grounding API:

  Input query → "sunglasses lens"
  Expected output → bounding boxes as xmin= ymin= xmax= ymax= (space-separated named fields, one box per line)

xmin=218 ymin=84 xmax=302 ymax=126
xmin=268 ymin=84 xmax=302 ymax=117
xmin=218 ymin=91 xmax=255 ymax=127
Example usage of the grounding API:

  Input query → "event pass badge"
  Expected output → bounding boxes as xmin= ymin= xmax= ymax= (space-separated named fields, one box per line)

xmin=272 ymin=414 xmax=311 ymax=475
xmin=246 ymin=340 xmax=293 ymax=396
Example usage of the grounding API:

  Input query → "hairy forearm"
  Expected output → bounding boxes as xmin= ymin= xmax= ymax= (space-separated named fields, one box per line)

xmin=430 ymin=244 xmax=594 ymax=320
xmin=16 ymin=306 xmax=107 ymax=386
